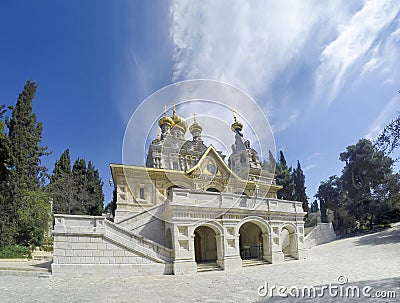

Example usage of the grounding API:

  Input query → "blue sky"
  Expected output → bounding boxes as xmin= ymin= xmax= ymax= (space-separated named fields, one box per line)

xmin=1 ymin=1 xmax=399 ymax=205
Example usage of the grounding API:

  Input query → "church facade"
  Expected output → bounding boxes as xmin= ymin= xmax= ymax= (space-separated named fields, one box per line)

xmin=52 ymin=106 xmax=307 ymax=277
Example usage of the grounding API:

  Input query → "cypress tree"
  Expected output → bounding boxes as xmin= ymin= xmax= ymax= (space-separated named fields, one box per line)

xmin=86 ymin=161 xmax=104 ymax=215
xmin=0 ymin=105 xmax=14 ymax=247
xmin=48 ymin=149 xmax=75 ymax=214
xmin=293 ymin=160 xmax=309 ymax=212
xmin=72 ymin=158 xmax=88 ymax=215
xmin=276 ymin=151 xmax=294 ymax=200
xmin=2 ymin=81 xmax=49 ymax=246
xmin=7 ymin=81 xmax=49 ymax=192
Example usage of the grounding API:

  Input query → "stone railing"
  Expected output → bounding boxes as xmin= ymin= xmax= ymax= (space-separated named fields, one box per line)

xmin=53 ymin=214 xmax=173 ymax=262
xmin=168 ymin=188 xmax=304 ymax=214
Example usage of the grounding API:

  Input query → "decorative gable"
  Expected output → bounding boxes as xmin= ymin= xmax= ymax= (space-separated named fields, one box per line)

xmin=186 ymin=145 xmax=235 ymax=180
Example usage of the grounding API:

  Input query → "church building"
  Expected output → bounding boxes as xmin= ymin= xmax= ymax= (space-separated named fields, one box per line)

xmin=52 ymin=106 xmax=307 ymax=277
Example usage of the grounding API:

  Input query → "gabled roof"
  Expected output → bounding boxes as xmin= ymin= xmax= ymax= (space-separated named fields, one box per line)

xmin=185 ymin=144 xmax=247 ymax=183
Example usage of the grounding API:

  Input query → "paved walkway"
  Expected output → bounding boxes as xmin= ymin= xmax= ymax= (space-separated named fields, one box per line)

xmin=0 ymin=223 xmax=399 ymax=303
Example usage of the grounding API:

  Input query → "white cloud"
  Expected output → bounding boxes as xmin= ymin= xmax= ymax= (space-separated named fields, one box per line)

xmin=365 ymin=96 xmax=400 ymax=139
xmin=170 ymin=1 xmax=357 ymax=99
xmin=303 ymin=164 xmax=316 ymax=172
xmin=315 ymin=0 xmax=400 ymax=104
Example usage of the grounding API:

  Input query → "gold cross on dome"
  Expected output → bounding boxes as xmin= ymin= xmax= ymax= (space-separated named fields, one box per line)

xmin=193 ymin=112 xmax=197 ymax=122
xmin=163 ymin=105 xmax=167 ymax=116
xmin=172 ymin=102 xmax=176 ymax=114
xmin=232 ymin=108 xmax=238 ymax=121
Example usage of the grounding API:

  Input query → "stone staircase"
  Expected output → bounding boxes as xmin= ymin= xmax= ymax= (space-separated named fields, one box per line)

xmin=116 ymin=204 xmax=165 ymax=230
xmin=197 ymin=262 xmax=223 ymax=272
xmin=242 ymin=258 xmax=270 ymax=267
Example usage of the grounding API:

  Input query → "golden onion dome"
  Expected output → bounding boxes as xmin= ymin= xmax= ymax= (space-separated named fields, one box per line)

xmin=158 ymin=115 xmax=174 ymax=128
xmin=189 ymin=113 xmax=203 ymax=134
xmin=231 ymin=109 xmax=243 ymax=132
xmin=158 ymin=105 xmax=174 ymax=128
xmin=171 ymin=104 xmax=187 ymax=133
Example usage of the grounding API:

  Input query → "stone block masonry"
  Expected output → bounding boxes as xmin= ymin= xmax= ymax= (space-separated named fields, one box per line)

xmin=52 ymin=214 xmax=173 ymax=277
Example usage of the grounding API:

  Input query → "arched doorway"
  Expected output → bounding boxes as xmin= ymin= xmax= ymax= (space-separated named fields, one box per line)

xmin=194 ymin=226 xmax=217 ymax=263
xmin=280 ymin=225 xmax=297 ymax=260
xmin=206 ymin=187 xmax=220 ymax=193
xmin=239 ymin=222 xmax=263 ymax=259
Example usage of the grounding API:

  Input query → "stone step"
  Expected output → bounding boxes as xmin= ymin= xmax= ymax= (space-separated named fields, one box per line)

xmin=197 ymin=262 xmax=222 ymax=272
xmin=284 ymin=255 xmax=297 ymax=261
xmin=242 ymin=258 xmax=270 ymax=267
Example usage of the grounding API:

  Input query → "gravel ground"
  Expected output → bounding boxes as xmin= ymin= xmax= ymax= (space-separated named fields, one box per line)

xmin=0 ymin=223 xmax=399 ymax=303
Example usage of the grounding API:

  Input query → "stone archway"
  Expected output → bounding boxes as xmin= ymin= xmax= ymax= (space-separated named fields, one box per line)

xmin=280 ymin=224 xmax=298 ymax=259
xmin=206 ymin=187 xmax=220 ymax=193
xmin=194 ymin=226 xmax=218 ymax=263
xmin=239 ymin=222 xmax=263 ymax=259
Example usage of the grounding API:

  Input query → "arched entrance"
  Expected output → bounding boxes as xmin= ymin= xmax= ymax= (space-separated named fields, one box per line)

xmin=194 ymin=226 xmax=217 ymax=263
xmin=206 ymin=187 xmax=220 ymax=193
xmin=280 ymin=225 xmax=298 ymax=259
xmin=239 ymin=222 xmax=263 ymax=259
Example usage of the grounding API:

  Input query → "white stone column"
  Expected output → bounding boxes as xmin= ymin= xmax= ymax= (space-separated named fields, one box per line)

xmin=220 ymin=225 xmax=242 ymax=271
xmin=270 ymin=224 xmax=284 ymax=263
xmin=172 ymin=224 xmax=197 ymax=275
xmin=262 ymin=233 xmax=273 ymax=263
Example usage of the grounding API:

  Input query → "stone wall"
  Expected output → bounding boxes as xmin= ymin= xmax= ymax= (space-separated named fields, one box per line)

xmin=52 ymin=214 xmax=173 ymax=277
xmin=304 ymin=223 xmax=336 ymax=248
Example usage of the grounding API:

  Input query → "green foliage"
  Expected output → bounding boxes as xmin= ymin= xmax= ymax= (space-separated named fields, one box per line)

xmin=0 ymin=245 xmax=31 ymax=259
xmin=274 ymin=151 xmax=309 ymax=213
xmin=16 ymin=190 xmax=51 ymax=247
xmin=310 ymin=200 xmax=319 ymax=213
xmin=47 ymin=151 xmax=104 ymax=216
xmin=105 ymin=187 xmax=117 ymax=220
xmin=293 ymin=161 xmax=308 ymax=212
xmin=376 ymin=114 xmax=400 ymax=154
xmin=0 ymin=82 xmax=51 ymax=248
xmin=262 ymin=150 xmax=276 ymax=173
xmin=316 ymin=139 xmax=400 ymax=231
xmin=0 ymin=105 xmax=9 ymax=182
xmin=315 ymin=175 xmax=342 ymax=223
xmin=276 ymin=151 xmax=294 ymax=200
xmin=6 ymin=81 xmax=49 ymax=191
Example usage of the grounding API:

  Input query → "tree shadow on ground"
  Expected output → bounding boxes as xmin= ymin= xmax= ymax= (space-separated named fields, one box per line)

xmin=353 ymin=224 xmax=400 ymax=247
xmin=257 ymin=276 xmax=400 ymax=302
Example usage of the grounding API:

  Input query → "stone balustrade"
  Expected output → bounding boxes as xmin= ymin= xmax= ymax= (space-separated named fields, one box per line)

xmin=168 ymin=188 xmax=304 ymax=214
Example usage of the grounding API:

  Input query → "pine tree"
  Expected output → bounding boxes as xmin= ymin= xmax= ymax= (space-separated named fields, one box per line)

xmin=293 ymin=160 xmax=309 ymax=212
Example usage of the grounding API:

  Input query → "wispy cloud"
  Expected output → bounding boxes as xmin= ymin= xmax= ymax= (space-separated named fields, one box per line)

xmin=365 ymin=96 xmax=400 ymax=140
xmin=170 ymin=1 xmax=356 ymax=99
xmin=315 ymin=0 xmax=400 ymax=104
xmin=303 ymin=164 xmax=316 ymax=172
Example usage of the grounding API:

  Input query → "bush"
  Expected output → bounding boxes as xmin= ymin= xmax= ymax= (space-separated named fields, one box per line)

xmin=0 ymin=245 xmax=31 ymax=259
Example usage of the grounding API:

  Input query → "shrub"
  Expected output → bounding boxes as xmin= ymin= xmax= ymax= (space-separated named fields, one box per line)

xmin=0 ymin=245 xmax=31 ymax=259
